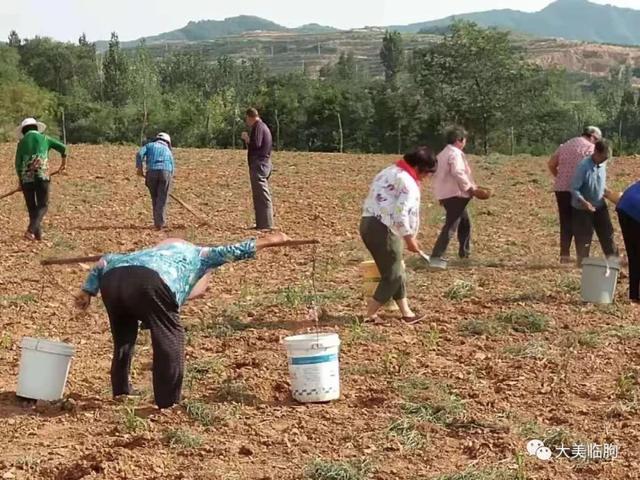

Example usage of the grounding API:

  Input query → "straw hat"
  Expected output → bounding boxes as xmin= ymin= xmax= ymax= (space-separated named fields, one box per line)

xmin=16 ymin=118 xmax=46 ymax=139
xmin=474 ymin=186 xmax=493 ymax=200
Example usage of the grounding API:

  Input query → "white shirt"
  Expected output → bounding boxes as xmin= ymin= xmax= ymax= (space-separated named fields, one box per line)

xmin=362 ymin=165 xmax=421 ymax=237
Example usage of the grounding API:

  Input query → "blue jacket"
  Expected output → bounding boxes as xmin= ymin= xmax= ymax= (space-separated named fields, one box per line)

xmin=617 ymin=181 xmax=640 ymax=223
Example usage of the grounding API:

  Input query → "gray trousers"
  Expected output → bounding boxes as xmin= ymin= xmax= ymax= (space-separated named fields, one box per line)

xmin=249 ymin=162 xmax=274 ymax=229
xmin=145 ymin=170 xmax=172 ymax=228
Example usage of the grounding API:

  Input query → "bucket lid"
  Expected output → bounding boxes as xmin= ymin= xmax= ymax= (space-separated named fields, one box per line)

xmin=284 ymin=332 xmax=340 ymax=349
xmin=21 ymin=337 xmax=75 ymax=356
xmin=582 ymin=257 xmax=620 ymax=270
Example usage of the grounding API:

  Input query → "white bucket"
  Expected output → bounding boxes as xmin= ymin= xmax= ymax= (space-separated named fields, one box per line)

xmin=17 ymin=337 xmax=75 ymax=401
xmin=284 ymin=333 xmax=340 ymax=403
xmin=581 ymin=257 xmax=620 ymax=304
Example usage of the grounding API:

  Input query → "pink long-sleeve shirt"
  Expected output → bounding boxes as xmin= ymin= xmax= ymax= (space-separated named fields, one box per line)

xmin=432 ymin=144 xmax=476 ymax=200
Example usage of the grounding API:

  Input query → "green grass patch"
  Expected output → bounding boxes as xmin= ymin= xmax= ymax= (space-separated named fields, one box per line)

xmin=429 ymin=468 xmax=520 ymax=480
xmin=459 ymin=319 xmax=505 ymax=337
xmin=561 ymin=331 xmax=600 ymax=349
xmin=164 ymin=428 xmax=203 ymax=449
xmin=184 ymin=357 xmax=225 ymax=389
xmin=445 ymin=280 xmax=476 ymax=301
xmin=0 ymin=333 xmax=12 ymax=350
xmin=120 ymin=404 xmax=148 ymax=434
xmin=503 ymin=340 xmax=548 ymax=358
xmin=0 ymin=294 xmax=37 ymax=305
xmin=420 ymin=328 xmax=440 ymax=350
xmin=608 ymin=324 xmax=640 ymax=340
xmin=557 ymin=276 xmax=581 ymax=293
xmin=273 ymin=285 xmax=349 ymax=308
xmin=304 ymin=459 xmax=373 ymax=480
xmin=495 ymin=309 xmax=549 ymax=333
xmin=616 ymin=369 xmax=638 ymax=402
xmin=344 ymin=318 xmax=388 ymax=345
xmin=396 ymin=377 xmax=466 ymax=427
xmin=183 ymin=399 xmax=215 ymax=426
xmin=387 ymin=417 xmax=425 ymax=450
xmin=213 ymin=379 xmax=259 ymax=405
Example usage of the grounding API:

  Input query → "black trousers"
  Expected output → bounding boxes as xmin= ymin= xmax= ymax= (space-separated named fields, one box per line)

xmin=100 ymin=266 xmax=184 ymax=408
xmin=618 ymin=210 xmax=640 ymax=301
xmin=21 ymin=179 xmax=50 ymax=239
xmin=555 ymin=191 xmax=574 ymax=257
xmin=572 ymin=205 xmax=618 ymax=265
xmin=431 ymin=197 xmax=472 ymax=258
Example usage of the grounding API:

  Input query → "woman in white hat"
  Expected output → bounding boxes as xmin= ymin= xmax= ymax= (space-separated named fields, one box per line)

xmin=136 ymin=132 xmax=174 ymax=230
xmin=14 ymin=117 xmax=67 ymax=240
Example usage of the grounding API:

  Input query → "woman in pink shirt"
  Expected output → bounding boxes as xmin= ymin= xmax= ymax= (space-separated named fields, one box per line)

xmin=547 ymin=126 xmax=601 ymax=263
xmin=430 ymin=126 xmax=478 ymax=266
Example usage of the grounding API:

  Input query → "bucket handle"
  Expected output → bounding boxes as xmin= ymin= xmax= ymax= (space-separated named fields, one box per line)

xmin=310 ymin=342 xmax=327 ymax=350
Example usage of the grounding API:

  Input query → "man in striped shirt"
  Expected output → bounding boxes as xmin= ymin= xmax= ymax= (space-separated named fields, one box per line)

xmin=136 ymin=133 xmax=174 ymax=230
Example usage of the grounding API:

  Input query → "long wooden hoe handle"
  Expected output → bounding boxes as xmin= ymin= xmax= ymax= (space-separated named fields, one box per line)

xmin=41 ymin=255 xmax=104 ymax=266
xmin=41 ymin=239 xmax=321 ymax=266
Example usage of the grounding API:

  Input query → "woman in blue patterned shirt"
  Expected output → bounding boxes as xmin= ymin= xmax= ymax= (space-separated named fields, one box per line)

xmin=74 ymin=232 xmax=291 ymax=408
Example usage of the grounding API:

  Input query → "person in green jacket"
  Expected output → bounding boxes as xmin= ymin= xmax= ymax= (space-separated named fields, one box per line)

xmin=14 ymin=118 xmax=67 ymax=240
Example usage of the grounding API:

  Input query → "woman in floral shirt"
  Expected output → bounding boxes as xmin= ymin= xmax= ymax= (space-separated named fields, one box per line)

xmin=361 ymin=146 xmax=437 ymax=324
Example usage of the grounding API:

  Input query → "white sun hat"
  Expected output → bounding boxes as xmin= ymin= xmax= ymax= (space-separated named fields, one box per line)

xmin=16 ymin=117 xmax=47 ymax=139
xmin=156 ymin=132 xmax=171 ymax=145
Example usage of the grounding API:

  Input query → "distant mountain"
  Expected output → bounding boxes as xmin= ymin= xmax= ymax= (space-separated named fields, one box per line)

xmin=391 ymin=0 xmax=640 ymax=46
xmin=97 ymin=15 xmax=339 ymax=50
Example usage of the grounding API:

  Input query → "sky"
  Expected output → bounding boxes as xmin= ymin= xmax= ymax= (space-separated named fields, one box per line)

xmin=1 ymin=0 xmax=639 ymax=43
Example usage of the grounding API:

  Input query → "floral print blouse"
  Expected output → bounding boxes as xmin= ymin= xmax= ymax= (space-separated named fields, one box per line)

xmin=82 ymin=239 xmax=256 ymax=307
xmin=362 ymin=165 xmax=421 ymax=237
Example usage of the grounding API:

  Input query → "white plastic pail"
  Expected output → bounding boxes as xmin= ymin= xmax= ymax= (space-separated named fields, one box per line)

xmin=581 ymin=257 xmax=620 ymax=304
xmin=284 ymin=333 xmax=340 ymax=403
xmin=17 ymin=337 xmax=75 ymax=401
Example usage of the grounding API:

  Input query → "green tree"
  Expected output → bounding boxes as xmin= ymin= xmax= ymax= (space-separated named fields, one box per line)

xmin=8 ymin=30 xmax=21 ymax=48
xmin=102 ymin=32 xmax=130 ymax=107
xmin=413 ymin=21 xmax=534 ymax=154
xmin=380 ymin=31 xmax=404 ymax=83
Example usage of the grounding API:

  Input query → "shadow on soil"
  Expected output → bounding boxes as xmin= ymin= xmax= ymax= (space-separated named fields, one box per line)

xmin=0 ymin=391 xmax=104 ymax=419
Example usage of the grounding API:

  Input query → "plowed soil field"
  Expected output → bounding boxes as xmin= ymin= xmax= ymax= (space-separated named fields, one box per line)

xmin=0 ymin=145 xmax=639 ymax=480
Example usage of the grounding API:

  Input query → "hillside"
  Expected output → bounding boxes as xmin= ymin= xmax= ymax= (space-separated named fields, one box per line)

xmin=96 ymin=15 xmax=339 ymax=50
xmin=98 ymin=1 xmax=640 ymax=52
xmin=138 ymin=29 xmax=640 ymax=82
xmin=395 ymin=0 xmax=640 ymax=46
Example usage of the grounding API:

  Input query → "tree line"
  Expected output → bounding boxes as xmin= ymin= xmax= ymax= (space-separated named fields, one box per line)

xmin=1 ymin=22 xmax=639 ymax=155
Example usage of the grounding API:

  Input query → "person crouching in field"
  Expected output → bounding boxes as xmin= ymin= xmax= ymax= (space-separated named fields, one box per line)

xmin=360 ymin=146 xmax=437 ymax=324
xmin=429 ymin=126 xmax=478 ymax=267
xmin=74 ymin=232 xmax=292 ymax=408
xmin=14 ymin=117 xmax=67 ymax=241
xmin=136 ymin=132 xmax=174 ymax=230
xmin=616 ymin=181 xmax=640 ymax=303
xmin=570 ymin=139 xmax=618 ymax=267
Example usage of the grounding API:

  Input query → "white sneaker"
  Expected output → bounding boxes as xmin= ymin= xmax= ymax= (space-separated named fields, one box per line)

xmin=429 ymin=257 xmax=448 ymax=270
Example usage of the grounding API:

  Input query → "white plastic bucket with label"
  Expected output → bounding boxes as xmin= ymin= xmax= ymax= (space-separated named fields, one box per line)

xmin=581 ymin=257 xmax=620 ymax=304
xmin=284 ymin=333 xmax=340 ymax=403
xmin=17 ymin=337 xmax=75 ymax=401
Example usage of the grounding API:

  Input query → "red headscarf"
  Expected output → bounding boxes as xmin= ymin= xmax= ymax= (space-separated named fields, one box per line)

xmin=396 ymin=159 xmax=420 ymax=185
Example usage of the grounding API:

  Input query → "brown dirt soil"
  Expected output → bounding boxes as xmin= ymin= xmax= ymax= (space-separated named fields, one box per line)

xmin=0 ymin=145 xmax=639 ymax=480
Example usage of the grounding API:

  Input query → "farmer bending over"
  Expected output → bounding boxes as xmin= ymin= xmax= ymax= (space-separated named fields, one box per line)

xmin=74 ymin=232 xmax=291 ymax=408
xmin=15 ymin=117 xmax=67 ymax=240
